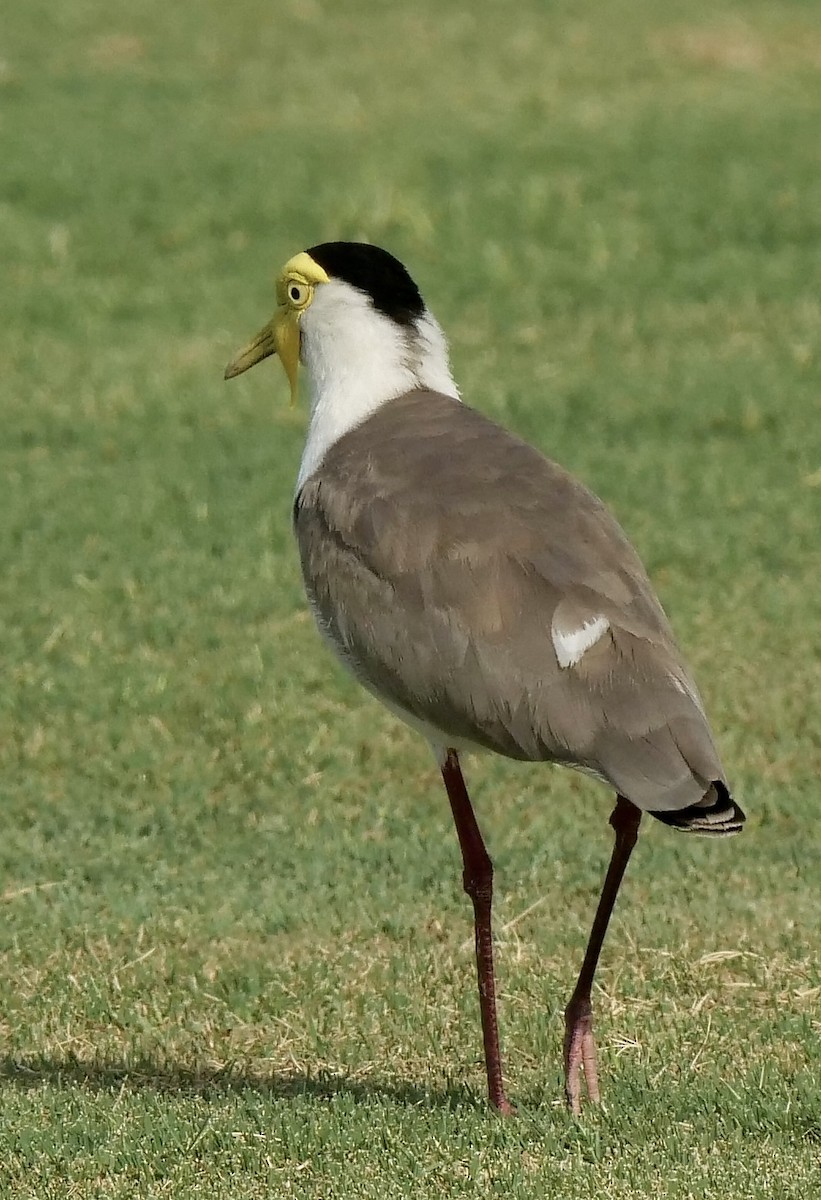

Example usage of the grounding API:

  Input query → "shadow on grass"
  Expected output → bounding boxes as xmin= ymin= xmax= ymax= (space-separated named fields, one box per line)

xmin=4 ymin=1057 xmax=820 ymax=1143
xmin=0 ymin=1054 xmax=497 ymax=1111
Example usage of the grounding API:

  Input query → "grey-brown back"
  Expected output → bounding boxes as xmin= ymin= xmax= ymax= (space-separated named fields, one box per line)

xmin=295 ymin=389 xmax=742 ymax=827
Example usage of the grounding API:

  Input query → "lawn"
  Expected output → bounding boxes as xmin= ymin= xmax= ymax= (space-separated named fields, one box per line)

xmin=1 ymin=0 xmax=820 ymax=1195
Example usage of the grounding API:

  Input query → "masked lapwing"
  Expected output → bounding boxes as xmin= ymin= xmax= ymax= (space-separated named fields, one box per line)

xmin=225 ymin=241 xmax=745 ymax=1115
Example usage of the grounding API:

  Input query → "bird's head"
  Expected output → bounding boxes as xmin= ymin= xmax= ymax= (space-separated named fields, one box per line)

xmin=224 ymin=242 xmax=457 ymax=411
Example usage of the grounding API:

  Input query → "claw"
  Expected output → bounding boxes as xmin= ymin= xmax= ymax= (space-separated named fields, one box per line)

xmin=564 ymin=997 xmax=600 ymax=1114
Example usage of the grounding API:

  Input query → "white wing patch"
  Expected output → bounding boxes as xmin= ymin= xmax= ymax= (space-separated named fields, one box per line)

xmin=551 ymin=614 xmax=610 ymax=669
xmin=669 ymin=670 xmax=706 ymax=716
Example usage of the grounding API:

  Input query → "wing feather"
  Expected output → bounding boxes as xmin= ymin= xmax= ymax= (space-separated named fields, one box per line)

xmin=295 ymin=389 xmax=725 ymax=811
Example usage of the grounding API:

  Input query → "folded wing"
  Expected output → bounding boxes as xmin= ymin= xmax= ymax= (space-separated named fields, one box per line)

xmin=295 ymin=389 xmax=730 ymax=815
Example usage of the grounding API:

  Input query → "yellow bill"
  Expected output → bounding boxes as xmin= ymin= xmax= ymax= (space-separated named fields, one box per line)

xmin=224 ymin=306 xmax=301 ymax=406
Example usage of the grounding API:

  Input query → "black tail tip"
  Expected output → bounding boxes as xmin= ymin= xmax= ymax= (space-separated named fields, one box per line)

xmin=651 ymin=781 xmax=746 ymax=837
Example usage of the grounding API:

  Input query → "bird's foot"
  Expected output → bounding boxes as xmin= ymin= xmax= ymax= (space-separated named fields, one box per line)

xmin=563 ymin=995 xmax=600 ymax=1115
xmin=491 ymin=1093 xmax=517 ymax=1117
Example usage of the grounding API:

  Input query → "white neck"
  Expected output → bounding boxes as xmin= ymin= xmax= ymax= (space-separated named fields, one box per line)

xmin=295 ymin=280 xmax=459 ymax=492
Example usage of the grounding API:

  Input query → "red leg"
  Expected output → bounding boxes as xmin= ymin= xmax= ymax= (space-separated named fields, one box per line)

xmin=564 ymin=794 xmax=642 ymax=1114
xmin=441 ymin=749 xmax=514 ymax=1115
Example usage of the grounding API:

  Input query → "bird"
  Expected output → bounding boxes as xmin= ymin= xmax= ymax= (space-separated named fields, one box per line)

xmin=224 ymin=241 xmax=745 ymax=1115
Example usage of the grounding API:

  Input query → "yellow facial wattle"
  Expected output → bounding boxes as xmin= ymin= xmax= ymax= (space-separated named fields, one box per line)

xmin=224 ymin=251 xmax=330 ymax=406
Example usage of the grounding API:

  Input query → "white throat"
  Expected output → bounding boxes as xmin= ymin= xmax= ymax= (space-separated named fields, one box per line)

xmin=295 ymin=279 xmax=459 ymax=492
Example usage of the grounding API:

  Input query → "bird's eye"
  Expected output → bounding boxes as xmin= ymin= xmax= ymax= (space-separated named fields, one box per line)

xmin=287 ymin=280 xmax=310 ymax=307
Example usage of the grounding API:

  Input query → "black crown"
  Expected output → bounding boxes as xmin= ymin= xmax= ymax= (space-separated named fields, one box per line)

xmin=307 ymin=242 xmax=425 ymax=328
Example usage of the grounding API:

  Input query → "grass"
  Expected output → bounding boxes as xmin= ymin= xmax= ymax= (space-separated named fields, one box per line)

xmin=2 ymin=0 xmax=821 ymax=1194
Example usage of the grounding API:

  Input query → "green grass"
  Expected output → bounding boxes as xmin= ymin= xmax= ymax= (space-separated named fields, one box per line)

xmin=2 ymin=0 xmax=821 ymax=1195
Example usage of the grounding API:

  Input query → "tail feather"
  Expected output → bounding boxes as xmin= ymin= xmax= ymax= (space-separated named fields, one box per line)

xmin=651 ymin=780 xmax=745 ymax=837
